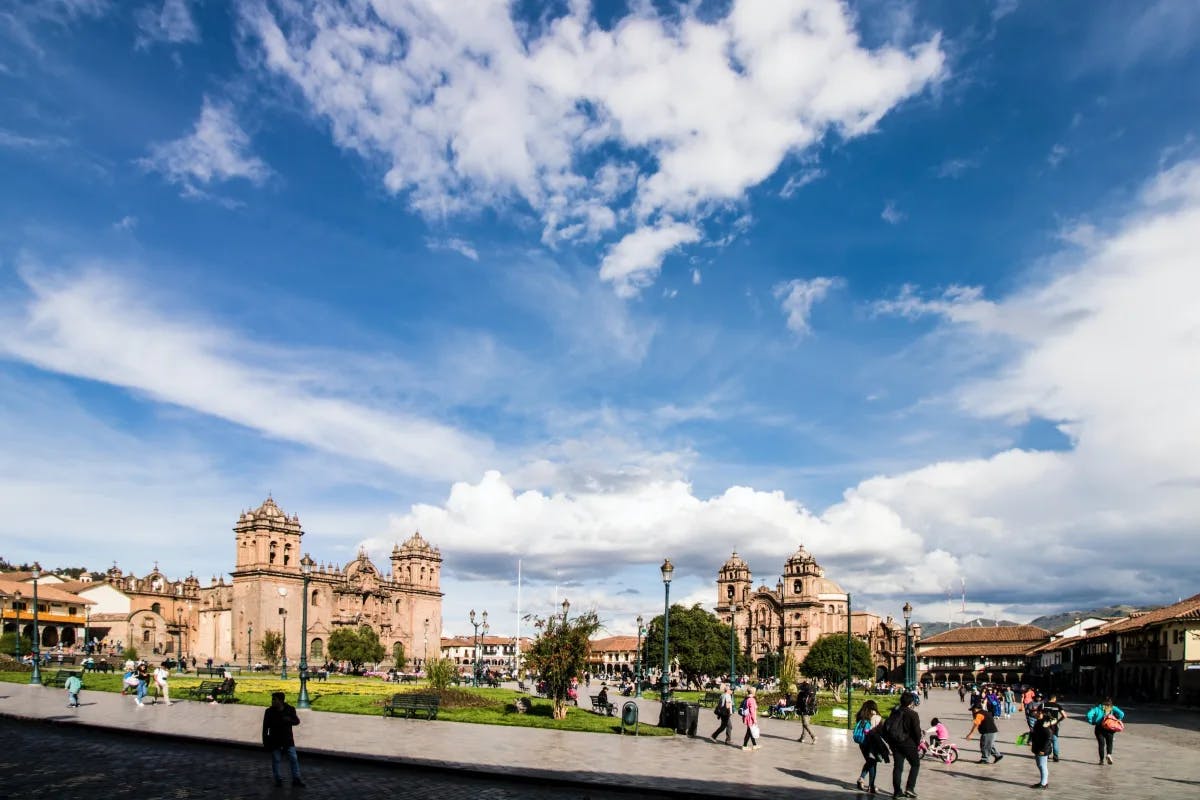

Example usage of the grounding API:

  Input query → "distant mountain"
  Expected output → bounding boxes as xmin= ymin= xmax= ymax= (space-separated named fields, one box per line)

xmin=917 ymin=618 xmax=1020 ymax=638
xmin=1029 ymin=605 xmax=1153 ymax=634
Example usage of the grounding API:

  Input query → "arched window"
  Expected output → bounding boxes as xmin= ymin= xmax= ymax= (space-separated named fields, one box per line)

xmin=269 ymin=541 xmax=277 ymax=564
xmin=793 ymin=580 xmax=801 ymax=594
xmin=283 ymin=543 xmax=292 ymax=566
xmin=151 ymin=602 xmax=161 ymax=615
xmin=726 ymin=585 xmax=734 ymax=598
xmin=310 ymin=590 xmax=319 ymax=607
xmin=143 ymin=630 xmax=151 ymax=643
xmin=310 ymin=639 xmax=324 ymax=658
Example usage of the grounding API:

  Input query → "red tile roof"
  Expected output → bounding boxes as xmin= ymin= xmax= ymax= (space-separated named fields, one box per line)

xmin=919 ymin=624 xmax=1050 ymax=645
xmin=1100 ymin=592 xmax=1200 ymax=634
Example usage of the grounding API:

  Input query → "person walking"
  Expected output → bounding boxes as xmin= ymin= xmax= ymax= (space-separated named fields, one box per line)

xmin=964 ymin=703 xmax=1004 ymax=764
xmin=1086 ymin=697 xmax=1125 ymax=765
xmin=854 ymin=699 xmax=886 ymax=794
xmin=796 ymin=681 xmax=818 ymax=744
xmin=957 ymin=684 xmax=966 ymax=703
xmin=65 ymin=673 xmax=82 ymax=708
xmin=884 ymin=692 xmax=922 ymax=799
xmin=1029 ymin=706 xmax=1051 ymax=789
xmin=135 ymin=661 xmax=150 ymax=707
xmin=740 ymin=686 xmax=760 ymax=751
xmin=711 ymin=683 xmax=734 ymax=744
xmin=154 ymin=661 xmax=172 ymax=705
xmin=262 ymin=691 xmax=304 ymax=787
xmin=1003 ymin=686 xmax=1016 ymax=718
xmin=1040 ymin=693 xmax=1066 ymax=761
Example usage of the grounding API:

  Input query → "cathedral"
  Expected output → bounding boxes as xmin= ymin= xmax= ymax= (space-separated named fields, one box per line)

xmin=72 ymin=497 xmax=443 ymax=669
xmin=716 ymin=545 xmax=907 ymax=678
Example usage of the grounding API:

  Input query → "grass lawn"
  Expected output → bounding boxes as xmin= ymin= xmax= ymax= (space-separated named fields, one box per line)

xmin=643 ymin=687 xmax=900 ymax=729
xmin=0 ymin=670 xmax=673 ymax=736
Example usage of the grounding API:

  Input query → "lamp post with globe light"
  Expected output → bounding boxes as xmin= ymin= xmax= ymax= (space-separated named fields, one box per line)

xmin=298 ymin=554 xmax=314 ymax=709
xmin=469 ymin=609 xmax=488 ymax=687
xmin=660 ymin=558 xmax=673 ymax=702
xmin=729 ymin=601 xmax=739 ymax=688
xmin=30 ymin=563 xmax=42 ymax=685
xmin=635 ymin=615 xmax=644 ymax=698
xmin=903 ymin=602 xmax=915 ymax=689
xmin=278 ymin=586 xmax=289 ymax=680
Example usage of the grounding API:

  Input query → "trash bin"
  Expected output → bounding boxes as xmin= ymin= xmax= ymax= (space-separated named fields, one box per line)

xmin=658 ymin=700 xmax=677 ymax=729
xmin=683 ymin=702 xmax=701 ymax=736
xmin=674 ymin=701 xmax=689 ymax=734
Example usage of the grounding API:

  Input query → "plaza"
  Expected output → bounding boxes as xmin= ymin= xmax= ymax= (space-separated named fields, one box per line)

xmin=3 ymin=680 xmax=1197 ymax=798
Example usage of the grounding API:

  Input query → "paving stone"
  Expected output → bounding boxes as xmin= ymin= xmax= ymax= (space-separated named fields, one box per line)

xmin=1 ymin=683 xmax=1197 ymax=799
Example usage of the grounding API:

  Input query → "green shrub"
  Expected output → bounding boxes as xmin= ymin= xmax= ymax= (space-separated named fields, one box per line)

xmin=425 ymin=657 xmax=457 ymax=691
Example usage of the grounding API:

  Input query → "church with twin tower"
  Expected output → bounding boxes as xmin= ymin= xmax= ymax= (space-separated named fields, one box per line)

xmin=195 ymin=497 xmax=444 ymax=668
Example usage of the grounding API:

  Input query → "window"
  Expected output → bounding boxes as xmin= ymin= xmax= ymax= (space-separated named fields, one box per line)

xmin=151 ymin=602 xmax=161 ymax=615
xmin=269 ymin=542 xmax=277 ymax=564
xmin=793 ymin=580 xmax=801 ymax=593
xmin=311 ymin=590 xmax=320 ymax=606
xmin=727 ymin=585 xmax=734 ymax=599
xmin=310 ymin=639 xmax=323 ymax=658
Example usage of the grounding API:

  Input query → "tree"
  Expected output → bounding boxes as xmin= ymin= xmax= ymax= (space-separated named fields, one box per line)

xmin=642 ymin=603 xmax=733 ymax=688
xmin=0 ymin=632 xmax=31 ymax=657
xmin=425 ymin=657 xmax=457 ymax=691
xmin=260 ymin=630 xmax=283 ymax=665
xmin=392 ymin=641 xmax=407 ymax=670
xmin=799 ymin=634 xmax=874 ymax=701
xmin=524 ymin=609 xmax=602 ymax=719
xmin=779 ymin=649 xmax=799 ymax=697
xmin=327 ymin=625 xmax=386 ymax=670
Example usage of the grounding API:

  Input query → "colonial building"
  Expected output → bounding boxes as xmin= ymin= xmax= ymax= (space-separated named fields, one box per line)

xmin=202 ymin=497 xmax=444 ymax=669
xmin=441 ymin=635 xmax=527 ymax=674
xmin=586 ymin=635 xmax=641 ymax=678
xmin=915 ymin=624 xmax=1051 ymax=686
xmin=0 ymin=575 xmax=93 ymax=650
xmin=715 ymin=546 xmax=907 ymax=678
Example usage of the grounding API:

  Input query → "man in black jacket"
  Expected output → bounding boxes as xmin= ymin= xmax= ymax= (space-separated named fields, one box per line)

xmin=262 ymin=691 xmax=304 ymax=787
xmin=886 ymin=692 xmax=923 ymax=798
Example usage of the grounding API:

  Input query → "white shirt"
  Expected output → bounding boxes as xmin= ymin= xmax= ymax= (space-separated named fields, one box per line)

xmin=154 ymin=667 xmax=169 ymax=686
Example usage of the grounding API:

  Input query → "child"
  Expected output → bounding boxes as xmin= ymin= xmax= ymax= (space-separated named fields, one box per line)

xmin=924 ymin=717 xmax=949 ymax=746
xmin=65 ymin=673 xmax=82 ymax=708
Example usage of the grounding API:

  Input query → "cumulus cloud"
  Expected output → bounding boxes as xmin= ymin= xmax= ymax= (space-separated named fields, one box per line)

xmin=135 ymin=0 xmax=200 ymax=48
xmin=0 ymin=267 xmax=492 ymax=482
xmin=240 ymin=0 xmax=944 ymax=294
xmin=140 ymin=97 xmax=269 ymax=194
xmin=881 ymin=200 xmax=905 ymax=224
xmin=773 ymin=277 xmax=841 ymax=336
xmin=366 ymin=158 xmax=1200 ymax=618
xmin=426 ymin=237 xmax=479 ymax=261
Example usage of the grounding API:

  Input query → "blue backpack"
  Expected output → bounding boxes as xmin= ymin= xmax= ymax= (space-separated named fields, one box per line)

xmin=853 ymin=719 xmax=871 ymax=743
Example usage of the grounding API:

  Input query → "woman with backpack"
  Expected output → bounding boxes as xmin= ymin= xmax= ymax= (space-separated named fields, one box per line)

xmin=854 ymin=699 xmax=885 ymax=793
xmin=1085 ymin=697 xmax=1125 ymax=765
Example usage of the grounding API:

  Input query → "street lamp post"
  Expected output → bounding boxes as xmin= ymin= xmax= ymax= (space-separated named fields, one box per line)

xmin=278 ymin=586 xmax=288 ymax=680
xmin=11 ymin=591 xmax=21 ymax=660
xmin=247 ymin=623 xmax=253 ymax=671
xmin=903 ymin=601 xmax=914 ymax=689
xmin=174 ymin=608 xmax=183 ymax=673
xmin=423 ymin=618 xmax=430 ymax=670
xmin=84 ymin=603 xmax=90 ymax=656
xmin=298 ymin=554 xmax=314 ymax=709
xmin=30 ymin=563 xmax=42 ymax=685
xmin=635 ymin=615 xmax=644 ymax=698
xmin=469 ymin=609 xmax=488 ymax=687
xmin=729 ymin=601 xmax=739 ymax=688
xmin=660 ymin=558 xmax=674 ymax=702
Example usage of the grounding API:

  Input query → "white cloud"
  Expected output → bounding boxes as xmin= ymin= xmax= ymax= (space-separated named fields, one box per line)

xmin=140 ymin=97 xmax=270 ymax=194
xmin=364 ymin=158 xmax=1200 ymax=617
xmin=779 ymin=167 xmax=825 ymax=197
xmin=241 ymin=0 xmax=944 ymax=294
xmin=691 ymin=269 xmax=702 ymax=286
xmin=773 ymin=276 xmax=840 ymax=336
xmin=935 ymin=156 xmax=978 ymax=179
xmin=0 ymin=128 xmax=69 ymax=150
xmin=0 ymin=267 xmax=493 ymax=483
xmin=599 ymin=220 xmax=701 ymax=298
xmin=426 ymin=237 xmax=479 ymax=261
xmin=135 ymin=0 xmax=200 ymax=48
xmin=1047 ymin=143 xmax=1068 ymax=168
xmin=881 ymin=200 xmax=905 ymax=224
xmin=113 ymin=215 xmax=138 ymax=231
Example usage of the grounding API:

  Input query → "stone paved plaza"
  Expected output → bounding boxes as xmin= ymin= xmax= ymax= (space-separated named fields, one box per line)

xmin=2 ymin=683 xmax=1198 ymax=798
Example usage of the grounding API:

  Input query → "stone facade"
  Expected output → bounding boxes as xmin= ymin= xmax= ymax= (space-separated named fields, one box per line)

xmin=715 ymin=546 xmax=906 ymax=677
xmin=210 ymin=497 xmax=444 ymax=668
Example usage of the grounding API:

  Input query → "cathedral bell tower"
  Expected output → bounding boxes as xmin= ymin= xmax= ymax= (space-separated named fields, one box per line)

xmin=232 ymin=496 xmax=304 ymax=576
xmin=716 ymin=552 xmax=752 ymax=616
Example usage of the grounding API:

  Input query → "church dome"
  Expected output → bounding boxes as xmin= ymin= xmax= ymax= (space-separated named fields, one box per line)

xmin=393 ymin=531 xmax=440 ymax=555
xmin=721 ymin=551 xmax=748 ymax=571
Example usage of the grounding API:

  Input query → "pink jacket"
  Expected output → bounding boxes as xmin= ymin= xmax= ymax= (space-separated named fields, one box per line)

xmin=743 ymin=695 xmax=758 ymax=726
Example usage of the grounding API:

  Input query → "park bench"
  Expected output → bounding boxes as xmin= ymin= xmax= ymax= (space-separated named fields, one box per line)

xmin=196 ymin=667 xmax=225 ymax=678
xmin=699 ymin=691 xmax=722 ymax=707
xmin=589 ymin=694 xmax=616 ymax=716
xmin=382 ymin=693 xmax=440 ymax=720
xmin=188 ymin=680 xmax=236 ymax=703
xmin=45 ymin=669 xmax=83 ymax=688
xmin=83 ymin=660 xmax=113 ymax=673
xmin=311 ymin=669 xmax=328 ymax=682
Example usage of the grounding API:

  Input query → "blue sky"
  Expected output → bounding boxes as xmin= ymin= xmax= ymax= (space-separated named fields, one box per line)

xmin=2 ymin=0 xmax=1199 ymax=636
